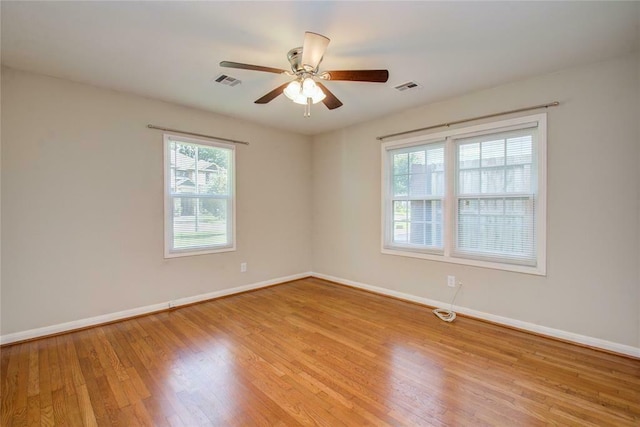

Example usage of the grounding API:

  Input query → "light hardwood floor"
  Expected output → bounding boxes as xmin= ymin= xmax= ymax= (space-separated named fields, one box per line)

xmin=1 ymin=277 xmax=639 ymax=426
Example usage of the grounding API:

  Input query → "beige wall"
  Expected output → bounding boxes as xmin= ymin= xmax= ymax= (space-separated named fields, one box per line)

xmin=1 ymin=67 xmax=312 ymax=335
xmin=0 ymin=68 xmax=3 ymax=336
xmin=2 ymin=54 xmax=639 ymax=350
xmin=637 ymin=16 xmax=640 ymax=348
xmin=312 ymin=54 xmax=640 ymax=347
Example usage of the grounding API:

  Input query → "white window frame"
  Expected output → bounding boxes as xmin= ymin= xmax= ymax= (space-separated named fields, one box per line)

xmin=382 ymin=141 xmax=446 ymax=255
xmin=164 ymin=133 xmax=236 ymax=258
xmin=381 ymin=114 xmax=547 ymax=275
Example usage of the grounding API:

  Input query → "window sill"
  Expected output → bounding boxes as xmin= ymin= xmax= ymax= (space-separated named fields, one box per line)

xmin=381 ymin=247 xmax=545 ymax=276
xmin=165 ymin=245 xmax=236 ymax=259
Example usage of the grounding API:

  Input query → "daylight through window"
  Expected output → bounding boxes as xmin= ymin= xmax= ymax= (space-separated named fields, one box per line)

xmin=382 ymin=114 xmax=546 ymax=275
xmin=164 ymin=134 xmax=235 ymax=257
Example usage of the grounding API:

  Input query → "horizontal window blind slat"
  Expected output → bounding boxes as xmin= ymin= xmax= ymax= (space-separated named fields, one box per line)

xmin=452 ymin=122 xmax=538 ymax=142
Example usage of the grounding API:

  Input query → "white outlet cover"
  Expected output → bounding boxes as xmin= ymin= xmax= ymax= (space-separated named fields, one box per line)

xmin=447 ymin=276 xmax=456 ymax=287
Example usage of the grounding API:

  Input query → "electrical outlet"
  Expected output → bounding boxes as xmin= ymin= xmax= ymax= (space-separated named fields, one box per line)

xmin=240 ymin=262 xmax=247 ymax=273
xmin=447 ymin=275 xmax=456 ymax=287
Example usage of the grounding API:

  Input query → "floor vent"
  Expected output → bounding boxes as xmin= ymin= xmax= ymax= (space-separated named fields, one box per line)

xmin=394 ymin=81 xmax=421 ymax=91
xmin=214 ymin=74 xmax=242 ymax=87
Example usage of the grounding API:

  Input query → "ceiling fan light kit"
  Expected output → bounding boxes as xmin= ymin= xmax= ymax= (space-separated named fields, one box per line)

xmin=220 ymin=31 xmax=389 ymax=118
xmin=283 ymin=77 xmax=326 ymax=118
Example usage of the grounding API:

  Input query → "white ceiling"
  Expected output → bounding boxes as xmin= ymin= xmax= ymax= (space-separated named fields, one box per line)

xmin=2 ymin=1 xmax=638 ymax=136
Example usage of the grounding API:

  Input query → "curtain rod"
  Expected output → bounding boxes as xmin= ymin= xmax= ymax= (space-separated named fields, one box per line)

xmin=376 ymin=101 xmax=559 ymax=141
xmin=147 ymin=124 xmax=250 ymax=146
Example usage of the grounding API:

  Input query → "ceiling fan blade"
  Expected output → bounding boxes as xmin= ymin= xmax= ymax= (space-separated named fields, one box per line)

xmin=254 ymin=82 xmax=290 ymax=104
xmin=323 ymin=69 xmax=389 ymax=83
xmin=316 ymin=82 xmax=343 ymax=110
xmin=301 ymin=32 xmax=330 ymax=71
xmin=220 ymin=61 xmax=288 ymax=75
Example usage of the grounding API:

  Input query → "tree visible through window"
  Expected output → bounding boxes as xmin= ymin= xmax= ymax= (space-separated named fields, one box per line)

xmin=164 ymin=134 xmax=235 ymax=257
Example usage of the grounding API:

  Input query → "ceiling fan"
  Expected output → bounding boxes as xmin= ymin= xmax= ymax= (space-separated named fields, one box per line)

xmin=220 ymin=32 xmax=389 ymax=117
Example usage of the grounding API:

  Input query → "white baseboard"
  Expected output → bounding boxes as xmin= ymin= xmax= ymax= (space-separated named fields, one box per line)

xmin=5 ymin=271 xmax=639 ymax=359
xmin=311 ymin=272 xmax=640 ymax=359
xmin=0 ymin=272 xmax=312 ymax=346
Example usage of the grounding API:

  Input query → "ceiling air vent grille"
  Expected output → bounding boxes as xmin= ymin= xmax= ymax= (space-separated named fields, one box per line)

xmin=214 ymin=74 xmax=242 ymax=87
xmin=394 ymin=81 xmax=421 ymax=92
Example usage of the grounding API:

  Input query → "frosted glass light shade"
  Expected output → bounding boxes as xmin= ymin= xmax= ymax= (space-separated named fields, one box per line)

xmin=283 ymin=80 xmax=301 ymax=101
xmin=302 ymin=77 xmax=317 ymax=97
xmin=284 ymin=78 xmax=325 ymax=105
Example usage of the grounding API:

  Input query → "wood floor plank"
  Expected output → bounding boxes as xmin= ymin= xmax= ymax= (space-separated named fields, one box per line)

xmin=94 ymin=375 xmax=126 ymax=426
xmin=74 ymin=384 xmax=98 ymax=427
xmin=76 ymin=360 xmax=106 ymax=426
xmin=1 ymin=346 xmax=18 ymax=426
xmin=51 ymin=387 xmax=69 ymax=426
xmin=37 ymin=342 xmax=53 ymax=413
xmin=12 ymin=344 xmax=30 ymax=426
xmin=46 ymin=339 xmax=63 ymax=394
xmin=2 ymin=278 xmax=639 ymax=426
xmin=39 ymin=404 xmax=54 ymax=427
xmin=25 ymin=395 xmax=39 ymax=427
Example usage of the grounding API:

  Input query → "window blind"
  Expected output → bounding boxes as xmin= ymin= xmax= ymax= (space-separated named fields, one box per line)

xmin=454 ymin=126 xmax=538 ymax=265
xmin=388 ymin=142 xmax=445 ymax=250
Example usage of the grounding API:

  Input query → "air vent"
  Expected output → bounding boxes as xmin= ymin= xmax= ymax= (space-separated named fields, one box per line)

xmin=214 ymin=74 xmax=241 ymax=87
xmin=394 ymin=81 xmax=421 ymax=92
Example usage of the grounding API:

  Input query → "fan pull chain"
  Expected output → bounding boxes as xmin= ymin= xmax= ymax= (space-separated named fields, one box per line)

xmin=304 ymin=97 xmax=312 ymax=118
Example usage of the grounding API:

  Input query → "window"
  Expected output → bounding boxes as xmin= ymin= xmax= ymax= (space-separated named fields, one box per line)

xmin=387 ymin=142 xmax=445 ymax=250
xmin=382 ymin=114 xmax=546 ymax=275
xmin=164 ymin=134 xmax=235 ymax=257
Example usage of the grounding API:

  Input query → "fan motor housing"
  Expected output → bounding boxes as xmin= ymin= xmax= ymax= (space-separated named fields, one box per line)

xmin=287 ymin=47 xmax=305 ymax=73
